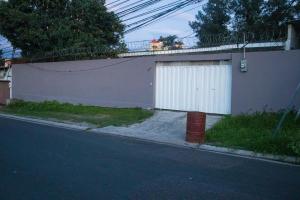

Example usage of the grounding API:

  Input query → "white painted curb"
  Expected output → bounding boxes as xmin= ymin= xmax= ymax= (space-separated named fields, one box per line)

xmin=0 ymin=113 xmax=299 ymax=165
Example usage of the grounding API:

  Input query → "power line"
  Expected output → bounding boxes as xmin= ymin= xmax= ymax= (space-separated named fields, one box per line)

xmin=106 ymin=0 xmax=204 ymax=34
xmin=125 ymin=0 xmax=193 ymax=27
xmin=121 ymin=0 xmax=187 ymax=22
xmin=105 ymin=0 xmax=125 ymax=6
xmin=155 ymin=2 xmax=203 ymax=23
xmin=107 ymin=0 xmax=129 ymax=9
xmin=125 ymin=0 xmax=201 ymax=33
xmin=181 ymin=32 xmax=196 ymax=39
xmin=117 ymin=0 xmax=163 ymax=17
xmin=114 ymin=0 xmax=148 ymax=13
xmin=25 ymin=57 xmax=138 ymax=73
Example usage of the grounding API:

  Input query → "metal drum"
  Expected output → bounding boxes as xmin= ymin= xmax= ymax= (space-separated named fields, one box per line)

xmin=186 ymin=112 xmax=206 ymax=143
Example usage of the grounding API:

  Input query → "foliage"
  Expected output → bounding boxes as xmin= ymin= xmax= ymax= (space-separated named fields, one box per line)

xmin=229 ymin=0 xmax=298 ymax=40
xmin=2 ymin=100 xmax=153 ymax=127
xmin=230 ymin=0 xmax=265 ymax=34
xmin=190 ymin=0 xmax=300 ymax=44
xmin=262 ymin=0 xmax=298 ymax=32
xmin=296 ymin=0 xmax=300 ymax=18
xmin=189 ymin=0 xmax=231 ymax=45
xmin=0 ymin=0 xmax=124 ymax=57
xmin=158 ymin=35 xmax=183 ymax=49
xmin=206 ymin=112 xmax=300 ymax=156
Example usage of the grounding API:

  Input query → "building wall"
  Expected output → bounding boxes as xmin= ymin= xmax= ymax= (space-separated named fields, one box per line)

xmin=12 ymin=50 xmax=300 ymax=114
xmin=231 ymin=50 xmax=300 ymax=114
xmin=12 ymin=54 xmax=230 ymax=109
xmin=12 ymin=57 xmax=156 ymax=108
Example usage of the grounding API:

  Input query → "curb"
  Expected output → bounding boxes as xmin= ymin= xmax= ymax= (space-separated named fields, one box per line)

xmin=0 ymin=113 xmax=299 ymax=165
xmin=199 ymin=144 xmax=300 ymax=165
xmin=0 ymin=113 xmax=89 ymax=131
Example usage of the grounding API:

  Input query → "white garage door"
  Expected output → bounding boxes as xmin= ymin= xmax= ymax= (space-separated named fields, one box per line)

xmin=155 ymin=61 xmax=232 ymax=114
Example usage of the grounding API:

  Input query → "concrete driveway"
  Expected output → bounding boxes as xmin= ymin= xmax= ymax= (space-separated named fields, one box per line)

xmin=95 ymin=111 xmax=222 ymax=147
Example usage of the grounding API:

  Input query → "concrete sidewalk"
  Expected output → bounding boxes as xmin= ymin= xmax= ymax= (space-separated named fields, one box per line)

xmin=94 ymin=111 xmax=222 ymax=147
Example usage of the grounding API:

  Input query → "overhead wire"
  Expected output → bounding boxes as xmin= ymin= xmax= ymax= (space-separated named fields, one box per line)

xmin=113 ymin=0 xmax=149 ymax=13
xmin=105 ymin=0 xmax=125 ymax=7
xmin=125 ymin=0 xmax=193 ymax=26
xmin=180 ymin=32 xmax=196 ymax=39
xmin=156 ymin=2 xmax=204 ymax=23
xmin=121 ymin=0 xmax=187 ymax=22
xmin=125 ymin=0 xmax=201 ymax=33
xmin=25 ymin=57 xmax=138 ymax=73
xmin=116 ymin=0 xmax=163 ymax=17
xmin=107 ymin=0 xmax=129 ymax=10
xmin=107 ymin=0 xmax=203 ymax=34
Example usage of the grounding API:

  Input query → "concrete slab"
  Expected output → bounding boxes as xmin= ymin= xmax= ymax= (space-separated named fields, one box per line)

xmin=94 ymin=111 xmax=222 ymax=147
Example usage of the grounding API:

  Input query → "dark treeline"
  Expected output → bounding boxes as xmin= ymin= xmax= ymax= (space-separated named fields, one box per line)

xmin=190 ymin=0 xmax=300 ymax=43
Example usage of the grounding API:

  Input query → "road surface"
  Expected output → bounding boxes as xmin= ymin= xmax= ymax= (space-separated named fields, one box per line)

xmin=0 ymin=117 xmax=299 ymax=200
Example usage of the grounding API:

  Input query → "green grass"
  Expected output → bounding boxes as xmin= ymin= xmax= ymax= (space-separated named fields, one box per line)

xmin=206 ymin=112 xmax=300 ymax=157
xmin=1 ymin=100 xmax=154 ymax=127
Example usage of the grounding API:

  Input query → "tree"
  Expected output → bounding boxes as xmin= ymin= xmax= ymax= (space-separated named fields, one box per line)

xmin=0 ymin=0 xmax=124 ymax=57
xmin=262 ymin=0 xmax=298 ymax=32
xmin=230 ymin=0 xmax=299 ymax=34
xmin=296 ymin=0 xmax=300 ymax=18
xmin=230 ymin=0 xmax=264 ymax=34
xmin=158 ymin=35 xmax=183 ymax=49
xmin=189 ymin=0 xmax=231 ymax=46
xmin=158 ymin=35 xmax=178 ymax=47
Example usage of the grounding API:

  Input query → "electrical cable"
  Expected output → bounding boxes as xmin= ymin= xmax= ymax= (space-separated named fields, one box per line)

xmin=107 ymin=0 xmax=129 ymax=9
xmin=125 ymin=0 xmax=200 ymax=33
xmin=116 ymin=0 xmax=163 ymax=17
xmin=154 ymin=2 xmax=204 ymax=23
xmin=105 ymin=0 xmax=125 ymax=6
xmin=125 ymin=0 xmax=193 ymax=27
xmin=121 ymin=0 xmax=187 ymax=22
xmin=114 ymin=0 xmax=149 ymax=13
xmin=25 ymin=57 xmax=138 ymax=73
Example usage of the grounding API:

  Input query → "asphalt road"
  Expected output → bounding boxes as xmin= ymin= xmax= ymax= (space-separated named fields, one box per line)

xmin=0 ymin=117 xmax=300 ymax=200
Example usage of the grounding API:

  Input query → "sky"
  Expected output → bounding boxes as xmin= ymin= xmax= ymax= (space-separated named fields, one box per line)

xmin=106 ymin=0 xmax=205 ymax=42
xmin=0 ymin=0 xmax=205 ymax=57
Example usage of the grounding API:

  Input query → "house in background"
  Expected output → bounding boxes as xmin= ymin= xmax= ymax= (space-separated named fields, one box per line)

xmin=0 ymin=59 xmax=12 ymax=104
xmin=0 ymin=59 xmax=12 ymax=80
xmin=149 ymin=39 xmax=164 ymax=51
xmin=149 ymin=39 xmax=184 ymax=51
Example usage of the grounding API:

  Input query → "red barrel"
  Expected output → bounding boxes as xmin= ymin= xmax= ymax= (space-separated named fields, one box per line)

xmin=186 ymin=112 xmax=206 ymax=143
xmin=0 ymin=80 xmax=10 ymax=105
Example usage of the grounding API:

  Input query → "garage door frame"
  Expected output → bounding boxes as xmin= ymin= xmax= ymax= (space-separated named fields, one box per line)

xmin=154 ymin=61 xmax=232 ymax=114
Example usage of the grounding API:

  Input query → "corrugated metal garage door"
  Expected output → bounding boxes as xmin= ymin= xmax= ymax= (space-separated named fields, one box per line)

xmin=155 ymin=61 xmax=232 ymax=114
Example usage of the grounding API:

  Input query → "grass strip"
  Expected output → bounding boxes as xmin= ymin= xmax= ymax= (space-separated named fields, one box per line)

xmin=1 ymin=100 xmax=154 ymax=128
xmin=206 ymin=112 xmax=300 ymax=156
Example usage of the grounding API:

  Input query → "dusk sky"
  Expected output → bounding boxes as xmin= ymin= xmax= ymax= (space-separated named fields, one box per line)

xmin=0 ymin=0 xmax=205 ymax=55
xmin=107 ymin=0 xmax=205 ymax=42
